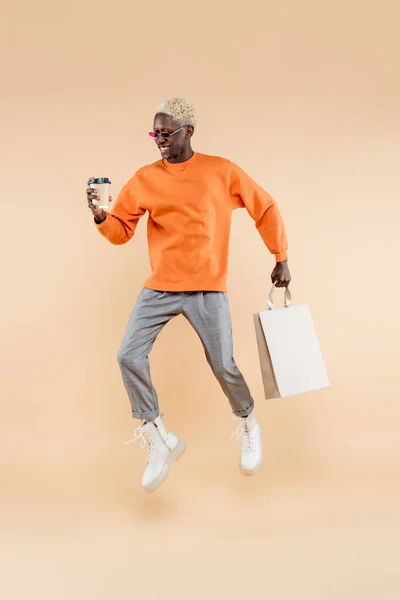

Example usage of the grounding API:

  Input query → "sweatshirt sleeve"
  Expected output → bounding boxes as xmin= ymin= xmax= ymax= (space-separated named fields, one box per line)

xmin=228 ymin=161 xmax=288 ymax=262
xmin=95 ymin=174 xmax=146 ymax=245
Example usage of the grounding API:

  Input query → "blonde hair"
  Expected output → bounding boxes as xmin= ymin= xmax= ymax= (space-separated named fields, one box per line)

xmin=155 ymin=97 xmax=197 ymax=128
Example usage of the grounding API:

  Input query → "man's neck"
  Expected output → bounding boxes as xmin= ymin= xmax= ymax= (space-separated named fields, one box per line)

xmin=167 ymin=148 xmax=194 ymax=164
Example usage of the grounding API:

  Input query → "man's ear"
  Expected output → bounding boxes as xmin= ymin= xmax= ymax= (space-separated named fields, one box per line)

xmin=186 ymin=126 xmax=194 ymax=138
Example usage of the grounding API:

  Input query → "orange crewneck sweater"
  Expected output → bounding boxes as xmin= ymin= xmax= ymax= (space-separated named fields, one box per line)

xmin=95 ymin=152 xmax=288 ymax=292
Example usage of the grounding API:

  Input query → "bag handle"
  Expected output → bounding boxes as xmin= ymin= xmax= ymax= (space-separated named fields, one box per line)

xmin=267 ymin=284 xmax=292 ymax=310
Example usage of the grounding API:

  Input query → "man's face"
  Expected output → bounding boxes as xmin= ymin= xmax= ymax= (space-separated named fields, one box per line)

xmin=152 ymin=113 xmax=193 ymax=161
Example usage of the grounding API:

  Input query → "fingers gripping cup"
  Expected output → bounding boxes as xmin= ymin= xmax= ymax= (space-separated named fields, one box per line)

xmin=88 ymin=177 xmax=111 ymax=210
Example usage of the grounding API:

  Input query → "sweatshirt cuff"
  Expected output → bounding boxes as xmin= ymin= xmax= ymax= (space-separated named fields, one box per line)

xmin=274 ymin=250 xmax=288 ymax=262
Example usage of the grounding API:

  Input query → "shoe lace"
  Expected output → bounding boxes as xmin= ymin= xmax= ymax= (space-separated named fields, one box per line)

xmin=231 ymin=417 xmax=256 ymax=452
xmin=123 ymin=423 xmax=163 ymax=466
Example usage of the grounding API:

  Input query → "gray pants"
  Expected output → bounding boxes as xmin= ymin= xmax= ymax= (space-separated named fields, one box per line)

xmin=117 ymin=288 xmax=255 ymax=421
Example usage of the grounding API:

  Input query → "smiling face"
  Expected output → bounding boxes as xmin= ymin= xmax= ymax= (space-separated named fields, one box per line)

xmin=152 ymin=113 xmax=194 ymax=163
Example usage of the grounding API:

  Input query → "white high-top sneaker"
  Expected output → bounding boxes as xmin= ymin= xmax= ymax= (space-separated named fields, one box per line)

xmin=231 ymin=412 xmax=262 ymax=476
xmin=124 ymin=415 xmax=186 ymax=493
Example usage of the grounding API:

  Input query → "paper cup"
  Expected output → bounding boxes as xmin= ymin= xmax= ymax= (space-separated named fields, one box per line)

xmin=88 ymin=177 xmax=111 ymax=210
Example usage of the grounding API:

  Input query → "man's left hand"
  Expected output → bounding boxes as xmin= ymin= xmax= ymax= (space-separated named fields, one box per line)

xmin=271 ymin=260 xmax=291 ymax=288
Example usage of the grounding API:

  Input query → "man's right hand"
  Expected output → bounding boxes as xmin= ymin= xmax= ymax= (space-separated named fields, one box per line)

xmin=86 ymin=176 xmax=113 ymax=223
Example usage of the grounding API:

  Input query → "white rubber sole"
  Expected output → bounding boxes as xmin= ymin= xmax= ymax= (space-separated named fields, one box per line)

xmin=240 ymin=455 xmax=262 ymax=476
xmin=143 ymin=439 xmax=187 ymax=493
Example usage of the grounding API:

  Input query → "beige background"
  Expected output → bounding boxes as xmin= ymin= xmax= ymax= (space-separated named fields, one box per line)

xmin=1 ymin=0 xmax=399 ymax=598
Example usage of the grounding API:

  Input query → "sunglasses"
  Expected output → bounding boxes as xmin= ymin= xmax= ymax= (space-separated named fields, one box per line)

xmin=149 ymin=125 xmax=186 ymax=139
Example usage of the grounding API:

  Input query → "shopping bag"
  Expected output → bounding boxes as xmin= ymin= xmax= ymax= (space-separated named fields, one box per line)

xmin=253 ymin=285 xmax=330 ymax=399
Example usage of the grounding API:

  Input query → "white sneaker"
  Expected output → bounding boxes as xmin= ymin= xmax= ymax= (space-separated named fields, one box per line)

xmin=231 ymin=412 xmax=262 ymax=476
xmin=124 ymin=415 xmax=186 ymax=493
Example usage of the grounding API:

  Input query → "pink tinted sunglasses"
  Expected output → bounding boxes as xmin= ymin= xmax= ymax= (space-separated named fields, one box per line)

xmin=149 ymin=126 xmax=186 ymax=139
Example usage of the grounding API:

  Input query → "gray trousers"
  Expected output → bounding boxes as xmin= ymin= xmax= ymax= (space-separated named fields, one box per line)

xmin=117 ymin=288 xmax=255 ymax=421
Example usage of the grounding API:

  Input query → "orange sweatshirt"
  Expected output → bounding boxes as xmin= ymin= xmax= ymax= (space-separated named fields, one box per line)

xmin=95 ymin=152 xmax=288 ymax=292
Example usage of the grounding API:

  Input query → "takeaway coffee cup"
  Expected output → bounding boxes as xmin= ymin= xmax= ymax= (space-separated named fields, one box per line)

xmin=88 ymin=177 xmax=111 ymax=210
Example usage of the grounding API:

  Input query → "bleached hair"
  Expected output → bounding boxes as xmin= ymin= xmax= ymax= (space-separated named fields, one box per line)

xmin=155 ymin=97 xmax=197 ymax=128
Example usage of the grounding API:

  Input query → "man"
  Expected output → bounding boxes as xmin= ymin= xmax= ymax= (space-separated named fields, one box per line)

xmin=86 ymin=97 xmax=291 ymax=493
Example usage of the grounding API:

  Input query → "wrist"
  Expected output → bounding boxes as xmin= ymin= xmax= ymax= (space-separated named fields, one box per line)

xmin=94 ymin=210 xmax=106 ymax=224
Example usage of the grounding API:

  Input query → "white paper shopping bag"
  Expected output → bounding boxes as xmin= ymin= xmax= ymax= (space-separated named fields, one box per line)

xmin=253 ymin=285 xmax=330 ymax=399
